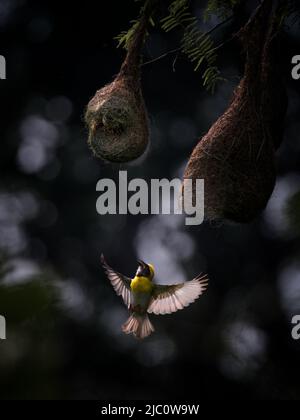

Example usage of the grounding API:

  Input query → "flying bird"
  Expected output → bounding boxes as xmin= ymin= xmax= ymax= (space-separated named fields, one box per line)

xmin=101 ymin=254 xmax=209 ymax=339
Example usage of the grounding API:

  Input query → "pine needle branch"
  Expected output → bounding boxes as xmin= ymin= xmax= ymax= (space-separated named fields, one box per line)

xmin=160 ymin=0 xmax=231 ymax=92
xmin=115 ymin=0 xmax=158 ymax=50
xmin=142 ymin=15 xmax=233 ymax=67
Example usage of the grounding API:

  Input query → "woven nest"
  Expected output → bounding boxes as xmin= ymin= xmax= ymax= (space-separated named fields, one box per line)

xmin=85 ymin=8 xmax=151 ymax=163
xmin=183 ymin=0 xmax=287 ymax=223
xmin=85 ymin=76 xmax=149 ymax=163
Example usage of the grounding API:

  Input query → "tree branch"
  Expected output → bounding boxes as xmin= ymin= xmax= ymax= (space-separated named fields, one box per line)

xmin=142 ymin=15 xmax=234 ymax=67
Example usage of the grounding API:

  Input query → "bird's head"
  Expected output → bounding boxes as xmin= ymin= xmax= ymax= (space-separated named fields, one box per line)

xmin=136 ymin=260 xmax=155 ymax=280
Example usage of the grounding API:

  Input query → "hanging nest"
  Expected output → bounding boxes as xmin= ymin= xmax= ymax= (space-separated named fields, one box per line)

xmin=85 ymin=3 xmax=154 ymax=163
xmin=183 ymin=0 xmax=287 ymax=224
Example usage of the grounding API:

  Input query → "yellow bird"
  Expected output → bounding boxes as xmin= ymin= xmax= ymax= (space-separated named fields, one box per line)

xmin=101 ymin=254 xmax=209 ymax=339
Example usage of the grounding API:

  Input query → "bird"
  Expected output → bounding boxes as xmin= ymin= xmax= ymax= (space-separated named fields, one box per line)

xmin=101 ymin=254 xmax=209 ymax=339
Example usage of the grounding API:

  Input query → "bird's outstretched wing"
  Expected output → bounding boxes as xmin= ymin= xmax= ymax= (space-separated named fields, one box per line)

xmin=101 ymin=254 xmax=132 ymax=308
xmin=148 ymin=274 xmax=208 ymax=315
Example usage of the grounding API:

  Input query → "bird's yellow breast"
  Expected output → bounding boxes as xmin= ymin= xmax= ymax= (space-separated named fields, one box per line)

xmin=131 ymin=276 xmax=154 ymax=294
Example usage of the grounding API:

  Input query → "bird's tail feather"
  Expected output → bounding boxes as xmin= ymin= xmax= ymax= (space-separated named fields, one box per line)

xmin=122 ymin=313 xmax=154 ymax=339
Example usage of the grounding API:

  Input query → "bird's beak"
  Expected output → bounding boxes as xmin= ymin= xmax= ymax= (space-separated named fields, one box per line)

xmin=137 ymin=260 xmax=146 ymax=269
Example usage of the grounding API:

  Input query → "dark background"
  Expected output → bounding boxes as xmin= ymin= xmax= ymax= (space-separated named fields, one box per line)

xmin=1 ymin=0 xmax=300 ymax=400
